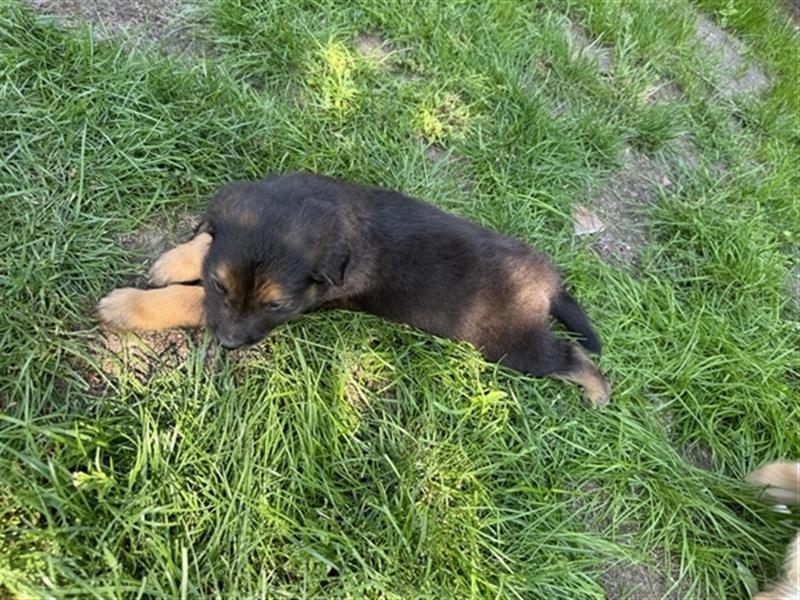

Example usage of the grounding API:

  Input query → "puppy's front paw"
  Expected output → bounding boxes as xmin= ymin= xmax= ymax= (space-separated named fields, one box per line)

xmin=96 ymin=288 xmax=147 ymax=331
xmin=148 ymin=233 xmax=211 ymax=286
xmin=148 ymin=247 xmax=194 ymax=286
xmin=96 ymin=285 xmax=206 ymax=332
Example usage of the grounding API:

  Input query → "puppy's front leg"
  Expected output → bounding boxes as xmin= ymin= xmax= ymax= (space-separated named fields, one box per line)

xmin=97 ymin=285 xmax=205 ymax=331
xmin=148 ymin=232 xmax=212 ymax=286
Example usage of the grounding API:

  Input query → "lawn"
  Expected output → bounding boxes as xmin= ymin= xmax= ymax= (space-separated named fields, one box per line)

xmin=1 ymin=0 xmax=798 ymax=597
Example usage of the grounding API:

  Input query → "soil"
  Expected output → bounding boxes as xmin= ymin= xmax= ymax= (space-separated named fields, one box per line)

xmin=785 ymin=0 xmax=800 ymax=22
xmin=118 ymin=213 xmax=198 ymax=287
xmin=355 ymin=33 xmax=392 ymax=62
xmin=694 ymin=13 xmax=771 ymax=98
xmin=574 ymin=146 xmax=672 ymax=268
xmin=567 ymin=480 xmax=685 ymax=599
xmin=565 ymin=20 xmax=613 ymax=75
xmin=23 ymin=0 xmax=201 ymax=55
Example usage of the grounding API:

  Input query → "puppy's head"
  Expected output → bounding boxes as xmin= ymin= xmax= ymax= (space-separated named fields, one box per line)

xmin=200 ymin=181 xmax=349 ymax=349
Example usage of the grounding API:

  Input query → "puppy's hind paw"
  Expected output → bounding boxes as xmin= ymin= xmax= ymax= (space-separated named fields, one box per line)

xmin=583 ymin=378 xmax=611 ymax=408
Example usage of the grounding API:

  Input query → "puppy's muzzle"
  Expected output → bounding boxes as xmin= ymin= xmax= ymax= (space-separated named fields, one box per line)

xmin=216 ymin=332 xmax=260 ymax=350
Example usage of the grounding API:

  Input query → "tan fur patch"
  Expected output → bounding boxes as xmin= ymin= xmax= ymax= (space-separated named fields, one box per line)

xmin=753 ymin=533 xmax=800 ymax=600
xmin=454 ymin=253 xmax=559 ymax=344
xmin=149 ymin=233 xmax=212 ymax=286
xmin=233 ymin=208 xmax=258 ymax=227
xmin=213 ymin=262 xmax=235 ymax=292
xmin=255 ymin=279 xmax=286 ymax=304
xmin=754 ymin=533 xmax=800 ymax=600
xmin=749 ymin=462 xmax=800 ymax=600
xmin=511 ymin=259 xmax=558 ymax=320
xmin=555 ymin=345 xmax=611 ymax=408
xmin=97 ymin=285 xmax=206 ymax=331
xmin=747 ymin=462 xmax=800 ymax=505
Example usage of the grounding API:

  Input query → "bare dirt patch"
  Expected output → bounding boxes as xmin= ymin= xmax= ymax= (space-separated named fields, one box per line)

xmin=574 ymin=146 xmax=673 ymax=267
xmin=562 ymin=18 xmax=691 ymax=270
xmin=83 ymin=215 xmax=204 ymax=388
xmin=694 ymin=13 xmax=771 ymax=98
xmin=424 ymin=143 xmax=449 ymax=163
xmin=564 ymin=20 xmax=613 ymax=75
xmin=355 ymin=33 xmax=392 ymax=62
xmin=647 ymin=79 xmax=684 ymax=104
xmin=784 ymin=0 xmax=800 ymax=23
xmin=568 ymin=480 xmax=685 ymax=599
xmin=24 ymin=0 xmax=201 ymax=55
xmin=667 ymin=135 xmax=703 ymax=172
xmin=89 ymin=329 xmax=206 ymax=385
xmin=421 ymin=143 xmax=475 ymax=192
xmin=564 ymin=14 xmax=765 ymax=270
xmin=683 ymin=443 xmax=714 ymax=471
xmin=601 ymin=560 xmax=670 ymax=600
xmin=119 ymin=214 xmax=199 ymax=287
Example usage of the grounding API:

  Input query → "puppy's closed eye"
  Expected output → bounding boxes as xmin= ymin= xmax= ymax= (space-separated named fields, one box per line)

xmin=262 ymin=299 xmax=292 ymax=312
xmin=211 ymin=277 xmax=227 ymax=295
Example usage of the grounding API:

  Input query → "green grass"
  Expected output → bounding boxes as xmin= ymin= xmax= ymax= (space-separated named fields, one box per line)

xmin=1 ymin=0 xmax=798 ymax=597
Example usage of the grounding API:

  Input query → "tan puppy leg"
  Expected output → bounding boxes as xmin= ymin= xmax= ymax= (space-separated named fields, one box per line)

xmin=747 ymin=462 xmax=800 ymax=506
xmin=148 ymin=233 xmax=212 ymax=286
xmin=97 ymin=285 xmax=205 ymax=331
xmin=555 ymin=345 xmax=611 ymax=408
xmin=748 ymin=461 xmax=800 ymax=600
xmin=754 ymin=533 xmax=800 ymax=600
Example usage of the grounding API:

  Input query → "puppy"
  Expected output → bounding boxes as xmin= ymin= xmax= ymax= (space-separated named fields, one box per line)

xmin=98 ymin=172 xmax=610 ymax=406
xmin=747 ymin=461 xmax=800 ymax=600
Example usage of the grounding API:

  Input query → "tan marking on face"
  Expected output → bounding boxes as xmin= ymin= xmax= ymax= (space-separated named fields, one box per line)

xmin=555 ymin=345 xmax=611 ymax=408
xmin=213 ymin=262 xmax=235 ymax=292
xmin=255 ymin=279 xmax=286 ymax=305
xmin=97 ymin=285 xmax=206 ymax=331
xmin=148 ymin=233 xmax=212 ymax=286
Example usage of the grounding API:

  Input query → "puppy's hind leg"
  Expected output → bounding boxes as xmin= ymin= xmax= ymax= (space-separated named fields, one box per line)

xmin=148 ymin=232 xmax=212 ymax=286
xmin=553 ymin=343 xmax=611 ymax=408
xmin=496 ymin=326 xmax=611 ymax=407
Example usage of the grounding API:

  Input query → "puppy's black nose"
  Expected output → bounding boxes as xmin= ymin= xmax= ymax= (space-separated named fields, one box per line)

xmin=217 ymin=333 xmax=263 ymax=350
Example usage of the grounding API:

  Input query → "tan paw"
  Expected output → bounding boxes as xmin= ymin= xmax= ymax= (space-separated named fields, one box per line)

xmin=96 ymin=285 xmax=206 ymax=332
xmin=583 ymin=377 xmax=611 ymax=408
xmin=556 ymin=345 xmax=611 ymax=408
xmin=148 ymin=233 xmax=211 ymax=286
xmin=96 ymin=288 xmax=149 ymax=331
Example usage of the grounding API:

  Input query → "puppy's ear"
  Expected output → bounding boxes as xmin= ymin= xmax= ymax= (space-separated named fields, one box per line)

xmin=311 ymin=244 xmax=349 ymax=287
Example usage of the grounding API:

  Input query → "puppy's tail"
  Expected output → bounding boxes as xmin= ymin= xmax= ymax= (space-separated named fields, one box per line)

xmin=550 ymin=288 xmax=602 ymax=354
xmin=747 ymin=461 xmax=800 ymax=506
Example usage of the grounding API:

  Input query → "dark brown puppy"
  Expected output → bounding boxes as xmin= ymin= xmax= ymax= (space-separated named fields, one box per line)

xmin=98 ymin=172 xmax=610 ymax=406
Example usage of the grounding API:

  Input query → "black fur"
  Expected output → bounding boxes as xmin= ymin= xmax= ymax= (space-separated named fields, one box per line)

xmin=550 ymin=289 xmax=602 ymax=354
